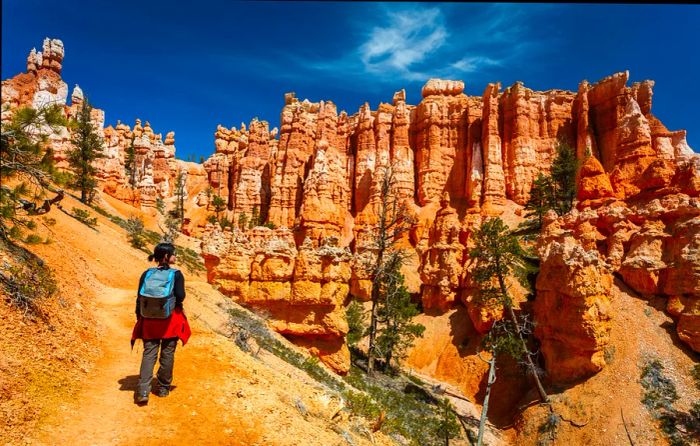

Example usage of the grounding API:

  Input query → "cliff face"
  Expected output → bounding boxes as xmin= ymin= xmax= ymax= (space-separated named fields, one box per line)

xmin=3 ymin=39 xmax=698 ymax=384
xmin=1 ymin=39 xmax=199 ymax=210
xmin=199 ymin=66 xmax=697 ymax=376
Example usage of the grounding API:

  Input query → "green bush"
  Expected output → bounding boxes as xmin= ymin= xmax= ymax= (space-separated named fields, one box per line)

xmin=72 ymin=207 xmax=97 ymax=228
xmin=641 ymin=359 xmax=678 ymax=411
xmin=124 ymin=215 xmax=146 ymax=249
xmin=343 ymin=366 xmax=460 ymax=446
xmin=25 ymin=234 xmax=42 ymax=244
xmin=226 ymin=307 xmax=344 ymax=391
xmin=51 ymin=170 xmax=75 ymax=188
xmin=640 ymin=357 xmax=699 ymax=445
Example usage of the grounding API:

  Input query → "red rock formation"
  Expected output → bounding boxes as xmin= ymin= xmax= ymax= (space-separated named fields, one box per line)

xmin=268 ymin=94 xmax=319 ymax=228
xmin=8 ymin=40 xmax=700 ymax=377
xmin=201 ymin=226 xmax=351 ymax=373
xmin=535 ymin=216 xmax=613 ymax=382
xmin=500 ymin=83 xmax=575 ymax=204
xmin=480 ymin=83 xmax=506 ymax=214
xmin=414 ymin=79 xmax=469 ymax=205
xmin=418 ymin=193 xmax=464 ymax=311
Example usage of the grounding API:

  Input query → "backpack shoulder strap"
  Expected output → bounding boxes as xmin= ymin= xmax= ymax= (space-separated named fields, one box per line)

xmin=139 ymin=268 xmax=157 ymax=295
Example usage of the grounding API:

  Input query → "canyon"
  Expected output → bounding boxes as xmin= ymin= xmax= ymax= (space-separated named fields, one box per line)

xmin=3 ymin=38 xmax=699 ymax=425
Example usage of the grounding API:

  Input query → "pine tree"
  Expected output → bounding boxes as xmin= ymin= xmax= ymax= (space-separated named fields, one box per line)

xmin=375 ymin=255 xmax=425 ymax=372
xmin=250 ymin=205 xmax=260 ymax=229
xmin=550 ymin=142 xmax=578 ymax=215
xmin=522 ymin=141 xmax=578 ymax=231
xmin=523 ymin=173 xmax=555 ymax=230
xmin=476 ymin=319 xmax=524 ymax=446
xmin=470 ymin=218 xmax=548 ymax=404
xmin=124 ymin=139 xmax=136 ymax=187
xmin=211 ymin=195 xmax=226 ymax=219
xmin=173 ymin=171 xmax=186 ymax=221
xmin=1 ymin=105 xmax=66 ymax=239
xmin=345 ymin=299 xmax=366 ymax=348
xmin=238 ymin=212 xmax=248 ymax=230
xmin=68 ymin=98 xmax=104 ymax=204
xmin=363 ymin=163 xmax=417 ymax=376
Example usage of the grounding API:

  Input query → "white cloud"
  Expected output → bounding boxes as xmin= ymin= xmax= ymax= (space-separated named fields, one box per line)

xmin=359 ymin=8 xmax=448 ymax=78
xmin=451 ymin=56 xmax=502 ymax=73
xmin=245 ymin=4 xmax=551 ymax=87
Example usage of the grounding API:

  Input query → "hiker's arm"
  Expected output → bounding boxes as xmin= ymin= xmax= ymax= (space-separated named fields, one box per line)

xmin=175 ymin=271 xmax=186 ymax=308
xmin=136 ymin=271 xmax=145 ymax=318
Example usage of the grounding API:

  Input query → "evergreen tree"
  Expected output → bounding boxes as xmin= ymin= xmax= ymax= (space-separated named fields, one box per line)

xmin=475 ymin=319 xmax=524 ymax=446
xmin=523 ymin=173 xmax=555 ymax=230
xmin=250 ymin=205 xmax=260 ymax=229
xmin=124 ymin=139 xmax=136 ymax=187
xmin=68 ymin=98 xmax=104 ymax=204
xmin=345 ymin=299 xmax=366 ymax=348
xmin=522 ymin=141 xmax=578 ymax=231
xmin=470 ymin=218 xmax=548 ymax=404
xmin=1 ymin=105 xmax=66 ymax=238
xmin=363 ymin=163 xmax=417 ymax=376
xmin=173 ymin=171 xmax=186 ymax=221
xmin=238 ymin=212 xmax=248 ymax=230
xmin=550 ymin=142 xmax=578 ymax=215
xmin=211 ymin=195 xmax=226 ymax=219
xmin=375 ymin=255 xmax=425 ymax=371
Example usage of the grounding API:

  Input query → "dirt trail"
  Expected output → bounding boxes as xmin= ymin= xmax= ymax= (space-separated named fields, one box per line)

xmin=14 ymin=193 xmax=386 ymax=446
xmin=32 ymin=284 xmax=260 ymax=446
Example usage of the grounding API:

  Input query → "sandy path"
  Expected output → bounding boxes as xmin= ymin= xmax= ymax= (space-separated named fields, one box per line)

xmin=31 ymin=285 xmax=260 ymax=446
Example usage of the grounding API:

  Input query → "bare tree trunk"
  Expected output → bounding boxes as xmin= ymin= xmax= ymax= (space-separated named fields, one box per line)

xmin=477 ymin=349 xmax=497 ymax=446
xmin=496 ymin=270 xmax=549 ymax=403
xmin=367 ymin=287 xmax=379 ymax=376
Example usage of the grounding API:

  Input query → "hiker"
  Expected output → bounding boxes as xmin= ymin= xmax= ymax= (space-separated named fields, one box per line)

xmin=131 ymin=242 xmax=191 ymax=405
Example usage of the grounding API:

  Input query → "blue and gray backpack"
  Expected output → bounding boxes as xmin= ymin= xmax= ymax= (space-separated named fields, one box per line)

xmin=139 ymin=267 xmax=178 ymax=319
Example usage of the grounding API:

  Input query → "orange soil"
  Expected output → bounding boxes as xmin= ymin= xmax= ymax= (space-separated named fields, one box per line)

xmin=1 ymin=191 xmax=392 ymax=446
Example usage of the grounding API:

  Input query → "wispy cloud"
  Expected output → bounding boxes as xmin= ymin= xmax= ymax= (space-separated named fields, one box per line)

xmin=359 ymin=8 xmax=448 ymax=80
xmin=225 ymin=4 xmax=552 ymax=89
xmin=325 ymin=4 xmax=547 ymax=84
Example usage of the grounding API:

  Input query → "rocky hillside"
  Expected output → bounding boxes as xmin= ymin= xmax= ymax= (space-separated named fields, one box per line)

xmin=3 ymin=37 xmax=699 ymax=445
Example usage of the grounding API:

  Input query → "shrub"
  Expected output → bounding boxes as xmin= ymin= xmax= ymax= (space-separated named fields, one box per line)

xmin=124 ymin=215 xmax=146 ymax=249
xmin=226 ymin=307 xmax=344 ymax=391
xmin=344 ymin=366 xmax=461 ymax=446
xmin=25 ymin=233 xmax=42 ymax=244
xmin=346 ymin=299 xmax=365 ymax=347
xmin=641 ymin=359 xmax=678 ymax=411
xmin=72 ymin=207 xmax=97 ymax=228
xmin=640 ymin=357 xmax=699 ymax=445
xmin=537 ymin=412 xmax=561 ymax=446
xmin=51 ymin=170 xmax=74 ymax=188
xmin=692 ymin=364 xmax=700 ymax=391
xmin=1 ymin=252 xmax=57 ymax=316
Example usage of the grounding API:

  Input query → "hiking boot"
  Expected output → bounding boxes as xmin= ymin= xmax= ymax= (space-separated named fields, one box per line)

xmin=135 ymin=391 xmax=149 ymax=405
xmin=156 ymin=386 xmax=170 ymax=397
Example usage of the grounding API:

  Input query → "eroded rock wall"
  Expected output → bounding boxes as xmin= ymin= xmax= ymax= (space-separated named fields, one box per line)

xmin=198 ymin=70 xmax=697 ymax=377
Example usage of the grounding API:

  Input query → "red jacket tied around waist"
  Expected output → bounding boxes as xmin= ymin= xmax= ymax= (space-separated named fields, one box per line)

xmin=131 ymin=266 xmax=191 ymax=347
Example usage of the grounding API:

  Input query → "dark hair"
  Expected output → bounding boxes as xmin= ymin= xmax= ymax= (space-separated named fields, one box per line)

xmin=148 ymin=243 xmax=176 ymax=263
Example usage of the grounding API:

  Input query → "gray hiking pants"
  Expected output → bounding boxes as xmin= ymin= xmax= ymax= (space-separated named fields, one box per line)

xmin=137 ymin=338 xmax=178 ymax=394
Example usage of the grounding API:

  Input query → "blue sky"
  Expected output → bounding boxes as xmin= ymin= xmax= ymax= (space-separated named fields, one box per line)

xmin=2 ymin=1 xmax=699 ymax=160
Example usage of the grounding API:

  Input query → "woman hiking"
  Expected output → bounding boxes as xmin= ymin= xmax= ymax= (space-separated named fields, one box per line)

xmin=131 ymin=242 xmax=191 ymax=405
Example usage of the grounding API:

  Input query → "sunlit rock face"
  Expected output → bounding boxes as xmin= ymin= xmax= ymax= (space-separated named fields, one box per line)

xmin=5 ymin=39 xmax=698 ymax=379
xmin=196 ymin=70 xmax=697 ymax=377
xmin=2 ymin=38 xmax=185 ymax=209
